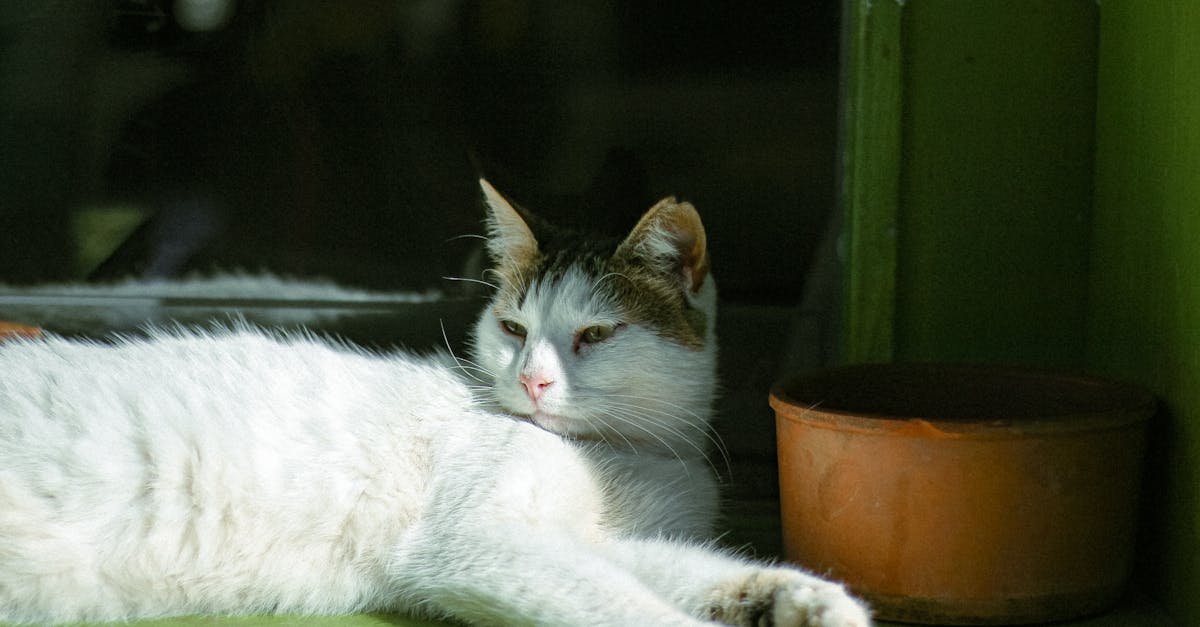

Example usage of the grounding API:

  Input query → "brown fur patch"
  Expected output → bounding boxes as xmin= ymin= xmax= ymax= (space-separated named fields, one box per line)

xmin=603 ymin=257 xmax=707 ymax=349
xmin=622 ymin=198 xmax=709 ymax=294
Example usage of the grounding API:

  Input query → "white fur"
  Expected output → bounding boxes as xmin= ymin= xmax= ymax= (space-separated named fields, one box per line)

xmin=475 ymin=268 xmax=716 ymax=455
xmin=0 ymin=323 xmax=867 ymax=625
xmin=0 ymin=206 xmax=870 ymax=626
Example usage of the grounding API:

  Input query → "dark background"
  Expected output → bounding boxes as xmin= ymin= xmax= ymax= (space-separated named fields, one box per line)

xmin=0 ymin=0 xmax=839 ymax=301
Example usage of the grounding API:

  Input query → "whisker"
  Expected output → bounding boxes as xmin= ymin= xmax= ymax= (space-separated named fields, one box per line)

xmin=590 ymin=407 xmax=690 ymax=476
xmin=576 ymin=393 xmax=716 ymax=438
xmin=602 ymin=402 xmax=701 ymax=441
xmin=596 ymin=393 xmax=706 ymax=421
xmin=456 ymin=364 xmax=497 ymax=380
xmin=588 ymin=271 xmax=635 ymax=306
xmin=608 ymin=400 xmax=732 ymax=478
xmin=445 ymin=233 xmax=488 ymax=243
xmin=581 ymin=412 xmax=630 ymax=451
xmin=442 ymin=276 xmax=500 ymax=291
xmin=578 ymin=394 xmax=732 ymax=480
xmin=594 ymin=271 xmax=635 ymax=289
xmin=589 ymin=400 xmax=729 ymax=475
xmin=439 ymin=319 xmax=491 ymax=385
xmin=604 ymin=407 xmax=719 ymax=474
xmin=456 ymin=364 xmax=499 ymax=385
xmin=444 ymin=349 xmax=495 ymax=376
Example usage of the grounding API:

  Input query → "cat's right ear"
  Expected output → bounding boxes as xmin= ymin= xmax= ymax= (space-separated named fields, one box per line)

xmin=480 ymin=178 xmax=538 ymax=266
xmin=616 ymin=197 xmax=710 ymax=294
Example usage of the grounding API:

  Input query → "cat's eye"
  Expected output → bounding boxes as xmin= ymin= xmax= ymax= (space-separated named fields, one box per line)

xmin=577 ymin=324 xmax=617 ymax=347
xmin=500 ymin=319 xmax=527 ymax=338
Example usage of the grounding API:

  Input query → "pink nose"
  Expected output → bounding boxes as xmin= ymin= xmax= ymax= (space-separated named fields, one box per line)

xmin=518 ymin=372 xmax=554 ymax=402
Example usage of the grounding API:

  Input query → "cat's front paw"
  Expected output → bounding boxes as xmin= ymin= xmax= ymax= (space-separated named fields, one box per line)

xmin=704 ymin=569 xmax=871 ymax=627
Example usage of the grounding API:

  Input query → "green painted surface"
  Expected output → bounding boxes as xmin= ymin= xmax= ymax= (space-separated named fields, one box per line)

xmin=1089 ymin=3 xmax=1200 ymax=625
xmin=9 ymin=614 xmax=441 ymax=627
xmin=892 ymin=0 xmax=1097 ymax=366
xmin=840 ymin=0 xmax=902 ymax=364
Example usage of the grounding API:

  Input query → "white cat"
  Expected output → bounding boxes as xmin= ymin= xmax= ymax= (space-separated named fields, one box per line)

xmin=0 ymin=180 xmax=871 ymax=626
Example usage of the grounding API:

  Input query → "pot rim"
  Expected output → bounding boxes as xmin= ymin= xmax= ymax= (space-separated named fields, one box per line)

xmin=770 ymin=362 xmax=1155 ymax=438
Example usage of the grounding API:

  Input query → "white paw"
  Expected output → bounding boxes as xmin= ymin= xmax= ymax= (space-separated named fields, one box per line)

xmin=705 ymin=568 xmax=871 ymax=627
xmin=772 ymin=575 xmax=871 ymax=627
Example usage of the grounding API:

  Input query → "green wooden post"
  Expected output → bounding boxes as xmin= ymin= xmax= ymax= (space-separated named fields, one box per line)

xmin=1090 ymin=3 xmax=1200 ymax=624
xmin=841 ymin=0 xmax=1096 ymax=367
xmin=840 ymin=0 xmax=902 ymax=364
xmin=891 ymin=0 xmax=1097 ymax=366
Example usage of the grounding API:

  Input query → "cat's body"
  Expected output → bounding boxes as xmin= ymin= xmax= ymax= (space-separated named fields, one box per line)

xmin=0 ymin=181 xmax=870 ymax=626
xmin=0 ymin=328 xmax=709 ymax=621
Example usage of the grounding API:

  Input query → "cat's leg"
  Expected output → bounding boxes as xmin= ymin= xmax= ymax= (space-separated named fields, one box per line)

xmin=596 ymin=536 xmax=872 ymax=627
xmin=387 ymin=523 xmax=711 ymax=626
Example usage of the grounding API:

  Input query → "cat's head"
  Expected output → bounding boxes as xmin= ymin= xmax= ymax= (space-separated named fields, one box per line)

xmin=469 ymin=179 xmax=718 ymax=457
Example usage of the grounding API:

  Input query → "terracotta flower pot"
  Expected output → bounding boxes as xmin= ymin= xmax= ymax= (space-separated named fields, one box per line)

xmin=770 ymin=364 xmax=1154 ymax=625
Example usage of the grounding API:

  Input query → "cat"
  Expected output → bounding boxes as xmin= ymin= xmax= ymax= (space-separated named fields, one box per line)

xmin=0 ymin=179 xmax=871 ymax=626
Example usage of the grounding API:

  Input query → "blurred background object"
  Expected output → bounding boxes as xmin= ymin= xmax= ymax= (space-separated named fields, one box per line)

xmin=0 ymin=0 xmax=838 ymax=300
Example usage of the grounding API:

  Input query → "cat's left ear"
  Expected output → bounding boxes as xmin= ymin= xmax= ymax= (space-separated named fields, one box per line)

xmin=616 ymin=197 xmax=710 ymax=294
xmin=479 ymin=178 xmax=538 ymax=267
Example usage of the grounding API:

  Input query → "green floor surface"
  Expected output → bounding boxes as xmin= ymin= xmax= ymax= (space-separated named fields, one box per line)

xmin=49 ymin=614 xmax=442 ymax=627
